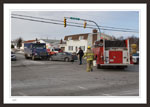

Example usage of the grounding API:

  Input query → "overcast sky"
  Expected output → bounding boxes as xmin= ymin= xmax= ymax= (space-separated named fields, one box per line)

xmin=11 ymin=11 xmax=139 ymax=41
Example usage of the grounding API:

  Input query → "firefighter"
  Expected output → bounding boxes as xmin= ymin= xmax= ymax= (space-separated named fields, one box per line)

xmin=84 ymin=46 xmax=94 ymax=72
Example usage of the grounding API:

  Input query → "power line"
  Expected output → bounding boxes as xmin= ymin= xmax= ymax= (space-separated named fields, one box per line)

xmin=11 ymin=16 xmax=139 ymax=33
xmin=87 ymin=24 xmax=138 ymax=32
xmin=12 ymin=13 xmax=63 ymax=23
xmin=11 ymin=16 xmax=96 ymax=29
xmin=12 ymin=13 xmax=138 ymax=32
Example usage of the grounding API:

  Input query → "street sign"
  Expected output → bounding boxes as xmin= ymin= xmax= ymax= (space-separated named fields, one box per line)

xmin=70 ymin=17 xmax=80 ymax=20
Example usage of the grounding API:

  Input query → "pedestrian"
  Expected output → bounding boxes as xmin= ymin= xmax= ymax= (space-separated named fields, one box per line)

xmin=84 ymin=46 xmax=94 ymax=72
xmin=77 ymin=47 xmax=84 ymax=65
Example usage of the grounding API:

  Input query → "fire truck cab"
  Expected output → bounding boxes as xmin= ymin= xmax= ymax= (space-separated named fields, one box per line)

xmin=93 ymin=39 xmax=133 ymax=69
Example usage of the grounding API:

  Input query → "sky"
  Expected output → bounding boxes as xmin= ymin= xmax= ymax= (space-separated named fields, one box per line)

xmin=11 ymin=11 xmax=139 ymax=41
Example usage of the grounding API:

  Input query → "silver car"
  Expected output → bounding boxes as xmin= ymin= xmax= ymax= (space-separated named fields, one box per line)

xmin=49 ymin=52 xmax=77 ymax=62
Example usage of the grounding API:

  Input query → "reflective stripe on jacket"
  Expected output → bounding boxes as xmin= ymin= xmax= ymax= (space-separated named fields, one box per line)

xmin=84 ymin=49 xmax=94 ymax=61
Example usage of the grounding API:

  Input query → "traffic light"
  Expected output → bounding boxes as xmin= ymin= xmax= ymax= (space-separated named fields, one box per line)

xmin=84 ymin=21 xmax=87 ymax=28
xmin=64 ymin=18 xmax=66 ymax=27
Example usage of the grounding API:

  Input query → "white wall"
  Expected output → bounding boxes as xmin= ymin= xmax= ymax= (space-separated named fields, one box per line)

xmin=64 ymin=33 xmax=112 ymax=53
xmin=39 ymin=40 xmax=45 ymax=43
xmin=20 ymin=43 xmax=24 ymax=50
xmin=59 ymin=44 xmax=66 ymax=48
xmin=65 ymin=40 xmax=88 ymax=53
xmin=87 ymin=34 xmax=93 ymax=47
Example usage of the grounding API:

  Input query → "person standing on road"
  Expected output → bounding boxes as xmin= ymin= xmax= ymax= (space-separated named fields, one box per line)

xmin=77 ymin=47 xmax=84 ymax=65
xmin=84 ymin=46 xmax=94 ymax=72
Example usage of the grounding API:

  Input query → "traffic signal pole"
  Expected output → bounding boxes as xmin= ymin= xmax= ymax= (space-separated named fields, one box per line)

xmin=85 ymin=19 xmax=101 ymax=39
xmin=65 ymin=17 xmax=101 ymax=39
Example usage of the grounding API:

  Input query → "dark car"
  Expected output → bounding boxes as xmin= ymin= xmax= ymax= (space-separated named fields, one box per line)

xmin=49 ymin=52 xmax=77 ymax=62
xmin=11 ymin=51 xmax=16 ymax=61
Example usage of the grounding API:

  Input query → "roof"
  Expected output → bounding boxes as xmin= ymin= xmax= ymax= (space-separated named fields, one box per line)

xmin=41 ymin=39 xmax=60 ymax=44
xmin=64 ymin=33 xmax=89 ymax=40
xmin=23 ymin=40 xmax=36 ymax=43
xmin=101 ymin=33 xmax=113 ymax=39
xmin=64 ymin=33 xmax=112 ymax=40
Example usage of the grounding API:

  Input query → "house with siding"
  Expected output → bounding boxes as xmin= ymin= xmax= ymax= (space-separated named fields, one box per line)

xmin=63 ymin=29 xmax=112 ymax=53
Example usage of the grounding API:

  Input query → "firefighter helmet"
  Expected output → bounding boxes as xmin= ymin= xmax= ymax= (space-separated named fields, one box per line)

xmin=87 ymin=46 xmax=91 ymax=49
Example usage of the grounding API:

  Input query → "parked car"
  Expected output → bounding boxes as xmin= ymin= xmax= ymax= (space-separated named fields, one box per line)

xmin=132 ymin=53 xmax=139 ymax=64
xmin=11 ymin=51 xmax=16 ymax=61
xmin=49 ymin=52 xmax=77 ymax=62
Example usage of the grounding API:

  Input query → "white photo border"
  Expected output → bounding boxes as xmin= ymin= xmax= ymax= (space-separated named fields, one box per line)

xmin=4 ymin=3 xmax=147 ymax=104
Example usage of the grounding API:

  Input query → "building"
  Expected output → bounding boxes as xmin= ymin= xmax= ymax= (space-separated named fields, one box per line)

xmin=40 ymin=39 xmax=60 ymax=49
xmin=11 ymin=40 xmax=18 ymax=49
xmin=59 ymin=39 xmax=66 ymax=52
xmin=63 ymin=29 xmax=112 ymax=53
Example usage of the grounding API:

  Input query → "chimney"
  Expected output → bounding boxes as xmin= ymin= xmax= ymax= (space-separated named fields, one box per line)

xmin=60 ymin=39 xmax=63 ymax=44
xmin=93 ymin=29 xmax=97 ymax=34
xmin=92 ymin=29 xmax=97 ymax=44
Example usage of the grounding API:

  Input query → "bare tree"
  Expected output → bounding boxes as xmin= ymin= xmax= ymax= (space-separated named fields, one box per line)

xmin=112 ymin=35 xmax=117 ymax=40
xmin=116 ymin=36 xmax=124 ymax=40
xmin=17 ymin=37 xmax=23 ymax=49
xmin=128 ymin=35 xmax=139 ymax=51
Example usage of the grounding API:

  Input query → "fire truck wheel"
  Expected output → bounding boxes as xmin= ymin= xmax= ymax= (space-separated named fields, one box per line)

xmin=97 ymin=64 xmax=101 ymax=69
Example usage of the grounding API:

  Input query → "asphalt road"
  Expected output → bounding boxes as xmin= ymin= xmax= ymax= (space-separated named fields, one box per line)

xmin=11 ymin=52 xmax=139 ymax=96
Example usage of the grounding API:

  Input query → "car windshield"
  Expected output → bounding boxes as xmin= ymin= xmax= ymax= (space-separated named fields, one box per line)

xmin=133 ymin=53 xmax=139 ymax=56
xmin=33 ymin=44 xmax=46 ymax=49
xmin=65 ymin=52 xmax=71 ymax=55
xmin=54 ymin=48 xmax=60 ymax=51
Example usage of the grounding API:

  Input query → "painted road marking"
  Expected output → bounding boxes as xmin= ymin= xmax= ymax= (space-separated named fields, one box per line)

xmin=102 ymin=94 xmax=111 ymax=96
xmin=78 ymin=86 xmax=87 ymax=90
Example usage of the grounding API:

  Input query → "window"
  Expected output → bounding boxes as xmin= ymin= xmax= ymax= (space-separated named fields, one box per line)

xmin=57 ymin=53 xmax=63 ymax=55
xmin=68 ymin=37 xmax=72 ymax=40
xmin=80 ymin=46 xmax=85 ymax=51
xmin=79 ymin=36 xmax=84 ymax=40
xmin=68 ymin=46 xmax=73 ymax=51
xmin=54 ymin=48 xmax=61 ymax=51
xmin=65 ymin=52 xmax=71 ymax=55
xmin=32 ymin=44 xmax=46 ymax=49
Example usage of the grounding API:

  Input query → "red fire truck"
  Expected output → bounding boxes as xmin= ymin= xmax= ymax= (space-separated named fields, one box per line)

xmin=93 ymin=39 xmax=133 ymax=69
